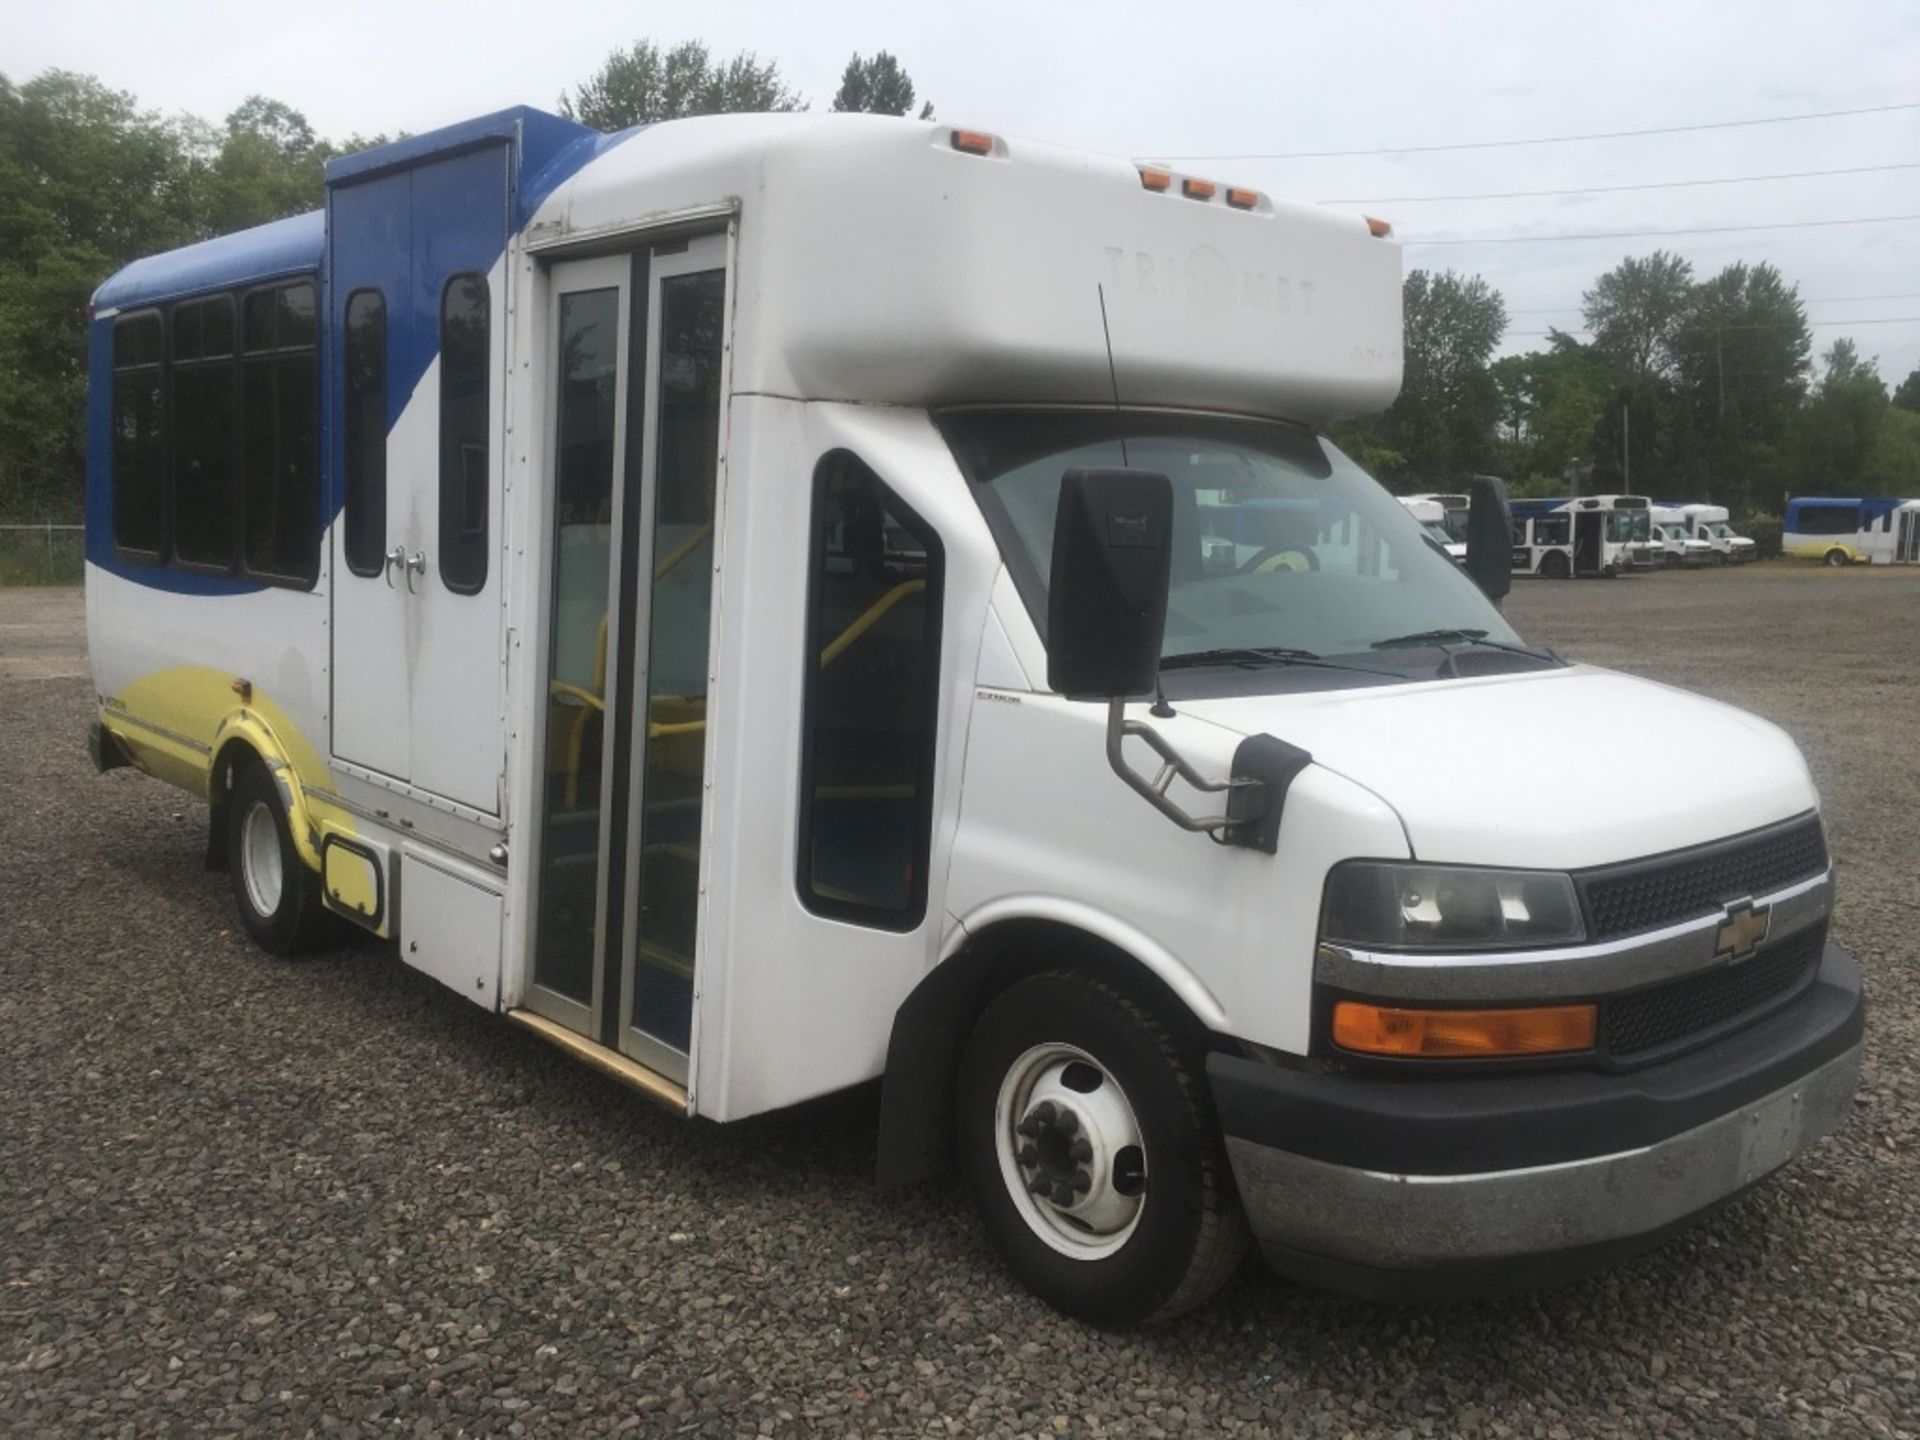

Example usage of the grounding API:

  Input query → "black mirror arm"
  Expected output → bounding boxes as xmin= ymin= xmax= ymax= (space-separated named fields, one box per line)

xmin=1104 ymin=698 xmax=1262 ymax=834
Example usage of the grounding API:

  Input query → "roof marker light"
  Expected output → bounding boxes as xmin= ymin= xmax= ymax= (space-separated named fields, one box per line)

xmin=1138 ymin=166 xmax=1173 ymax=192
xmin=1225 ymin=186 xmax=1260 ymax=210
xmin=1181 ymin=177 xmax=1217 ymax=201
xmin=951 ymin=129 xmax=996 ymax=156
xmin=1366 ymin=215 xmax=1394 ymax=238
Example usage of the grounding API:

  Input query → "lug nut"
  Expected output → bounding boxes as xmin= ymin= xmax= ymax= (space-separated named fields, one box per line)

xmin=1017 ymin=1143 xmax=1038 ymax=1168
xmin=1017 ymin=1115 xmax=1040 ymax=1138
xmin=1056 ymin=1110 xmax=1079 ymax=1135
xmin=1071 ymin=1138 xmax=1092 ymax=1163
xmin=1034 ymin=1101 xmax=1057 ymax=1125
xmin=1051 ymin=1182 xmax=1076 ymax=1206
xmin=1072 ymin=1170 xmax=1092 ymax=1194
xmin=1030 ymin=1176 xmax=1051 ymax=1196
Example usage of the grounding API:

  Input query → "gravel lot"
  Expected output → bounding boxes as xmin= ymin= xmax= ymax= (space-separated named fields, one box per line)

xmin=3 ymin=569 xmax=1917 ymax=1439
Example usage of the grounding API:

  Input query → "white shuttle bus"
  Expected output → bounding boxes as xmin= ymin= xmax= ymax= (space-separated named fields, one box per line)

xmin=1648 ymin=505 xmax=1717 ymax=567
xmin=1660 ymin=502 xmax=1757 ymax=563
xmin=1509 ymin=494 xmax=1657 ymax=578
xmin=1784 ymin=496 xmax=1920 ymax=566
xmin=86 ymin=108 xmax=1861 ymax=1324
xmin=1397 ymin=496 xmax=1465 ymax=562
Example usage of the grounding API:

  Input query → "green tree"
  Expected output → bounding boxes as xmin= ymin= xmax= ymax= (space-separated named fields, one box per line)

xmin=1864 ymin=405 xmax=1920 ymax=490
xmin=1584 ymin=250 xmax=1693 ymax=384
xmin=0 ymin=71 xmax=195 ymax=518
xmin=1491 ymin=337 xmax=1609 ymax=487
xmin=1337 ymin=270 xmax=1506 ymax=485
xmin=1790 ymin=338 xmax=1888 ymax=494
xmin=831 ymin=52 xmax=932 ymax=118
xmin=1894 ymin=366 xmax=1920 ymax=413
xmin=560 ymin=40 xmax=803 ymax=130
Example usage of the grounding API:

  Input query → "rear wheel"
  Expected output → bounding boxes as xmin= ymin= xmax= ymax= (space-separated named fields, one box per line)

xmin=227 ymin=761 xmax=324 ymax=955
xmin=1538 ymin=550 xmax=1571 ymax=580
xmin=956 ymin=971 xmax=1248 ymax=1327
xmin=1824 ymin=547 xmax=1851 ymax=568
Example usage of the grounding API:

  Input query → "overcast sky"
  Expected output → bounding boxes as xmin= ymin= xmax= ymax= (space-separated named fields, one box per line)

xmin=9 ymin=0 xmax=1919 ymax=385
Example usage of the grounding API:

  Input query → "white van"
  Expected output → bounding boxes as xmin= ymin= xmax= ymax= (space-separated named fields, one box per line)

xmin=85 ymin=108 xmax=1861 ymax=1324
xmin=1398 ymin=495 xmax=1466 ymax=562
xmin=1648 ymin=506 xmax=1717 ymax=567
xmin=1666 ymin=503 xmax=1757 ymax=563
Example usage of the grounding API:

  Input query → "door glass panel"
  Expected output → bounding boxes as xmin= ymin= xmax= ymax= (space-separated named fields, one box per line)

xmin=532 ymin=286 xmax=622 ymax=1007
xmin=631 ymin=268 xmax=725 ymax=1050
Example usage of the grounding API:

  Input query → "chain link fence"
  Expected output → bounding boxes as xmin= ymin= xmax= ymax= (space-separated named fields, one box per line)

xmin=0 ymin=524 xmax=85 ymax=586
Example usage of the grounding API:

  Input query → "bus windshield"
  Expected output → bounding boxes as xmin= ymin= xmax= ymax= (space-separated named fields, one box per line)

xmin=944 ymin=409 xmax=1521 ymax=661
xmin=1607 ymin=510 xmax=1651 ymax=543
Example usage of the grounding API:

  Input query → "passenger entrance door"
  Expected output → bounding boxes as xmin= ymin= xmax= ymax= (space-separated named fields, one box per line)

xmin=524 ymin=235 xmax=729 ymax=1083
xmin=1574 ymin=510 xmax=1604 ymax=576
xmin=1896 ymin=509 xmax=1920 ymax=565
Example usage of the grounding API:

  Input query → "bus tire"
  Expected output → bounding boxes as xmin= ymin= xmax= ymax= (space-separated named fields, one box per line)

xmin=1824 ymin=548 xmax=1851 ymax=568
xmin=956 ymin=970 xmax=1248 ymax=1327
xmin=1539 ymin=551 xmax=1571 ymax=580
xmin=227 ymin=760 xmax=324 ymax=956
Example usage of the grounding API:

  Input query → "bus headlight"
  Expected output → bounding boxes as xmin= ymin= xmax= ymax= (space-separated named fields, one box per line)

xmin=1321 ymin=862 xmax=1586 ymax=951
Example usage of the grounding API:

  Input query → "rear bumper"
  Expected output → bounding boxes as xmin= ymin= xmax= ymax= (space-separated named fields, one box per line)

xmin=1211 ymin=943 xmax=1863 ymax=1299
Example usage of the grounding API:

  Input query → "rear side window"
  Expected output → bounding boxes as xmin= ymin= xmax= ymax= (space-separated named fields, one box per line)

xmin=343 ymin=289 xmax=388 ymax=577
xmin=1795 ymin=504 xmax=1861 ymax=536
xmin=240 ymin=280 xmax=319 ymax=585
xmin=170 ymin=294 xmax=237 ymax=570
xmin=797 ymin=451 xmax=943 ymax=929
xmin=111 ymin=312 xmax=166 ymax=559
xmin=438 ymin=273 xmax=490 ymax=594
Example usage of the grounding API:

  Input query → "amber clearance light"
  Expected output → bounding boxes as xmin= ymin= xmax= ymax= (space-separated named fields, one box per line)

xmin=1331 ymin=1000 xmax=1596 ymax=1058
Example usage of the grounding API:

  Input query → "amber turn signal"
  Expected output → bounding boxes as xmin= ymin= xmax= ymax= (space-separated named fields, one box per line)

xmin=950 ymin=129 xmax=996 ymax=156
xmin=1138 ymin=166 xmax=1173 ymax=192
xmin=1365 ymin=215 xmax=1394 ymax=238
xmin=1225 ymin=186 xmax=1260 ymax=210
xmin=1181 ymin=177 xmax=1217 ymax=201
xmin=1331 ymin=1000 xmax=1597 ymax=1058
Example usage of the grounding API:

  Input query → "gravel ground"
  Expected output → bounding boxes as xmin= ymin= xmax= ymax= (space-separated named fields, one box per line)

xmin=2 ymin=569 xmax=1917 ymax=1439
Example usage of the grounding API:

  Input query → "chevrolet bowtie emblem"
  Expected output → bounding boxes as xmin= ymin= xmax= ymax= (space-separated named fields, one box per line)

xmin=1715 ymin=901 xmax=1771 ymax=960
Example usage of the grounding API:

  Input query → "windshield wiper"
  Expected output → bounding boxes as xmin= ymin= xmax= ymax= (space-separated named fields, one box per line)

xmin=1368 ymin=628 xmax=1559 ymax=664
xmin=1159 ymin=646 xmax=1402 ymax=678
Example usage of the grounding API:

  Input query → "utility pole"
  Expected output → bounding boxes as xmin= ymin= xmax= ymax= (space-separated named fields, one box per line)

xmin=1622 ymin=401 xmax=1631 ymax=494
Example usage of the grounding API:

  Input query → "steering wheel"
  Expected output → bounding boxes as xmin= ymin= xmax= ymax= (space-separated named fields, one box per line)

xmin=1239 ymin=545 xmax=1320 ymax=575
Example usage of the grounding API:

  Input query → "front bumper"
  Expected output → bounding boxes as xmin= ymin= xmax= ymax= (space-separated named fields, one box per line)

xmin=1211 ymin=943 xmax=1863 ymax=1299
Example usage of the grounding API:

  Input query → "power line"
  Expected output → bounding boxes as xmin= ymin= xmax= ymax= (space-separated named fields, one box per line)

xmin=1507 ymin=291 xmax=1920 ymax=316
xmin=1404 ymin=214 xmax=1920 ymax=246
xmin=1505 ymin=316 xmax=1920 ymax=337
xmin=1319 ymin=162 xmax=1920 ymax=205
xmin=1159 ymin=100 xmax=1920 ymax=162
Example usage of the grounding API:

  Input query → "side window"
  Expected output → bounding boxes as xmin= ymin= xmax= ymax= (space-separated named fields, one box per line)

xmin=1535 ymin=515 xmax=1570 ymax=546
xmin=110 ymin=311 xmax=166 ymax=559
xmin=240 ymin=280 xmax=319 ymax=585
xmin=343 ymin=289 xmax=388 ymax=577
xmin=170 ymin=294 xmax=237 ymax=570
xmin=438 ymin=273 xmax=490 ymax=594
xmin=798 ymin=451 xmax=943 ymax=928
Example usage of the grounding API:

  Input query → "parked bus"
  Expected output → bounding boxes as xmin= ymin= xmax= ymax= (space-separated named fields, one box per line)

xmin=1648 ymin=505 xmax=1717 ymax=567
xmin=1784 ymin=496 xmax=1920 ymax=566
xmin=1508 ymin=494 xmax=1657 ymax=578
xmin=1398 ymin=496 xmax=1465 ymax=562
xmin=86 ymin=107 xmax=1860 ymax=1324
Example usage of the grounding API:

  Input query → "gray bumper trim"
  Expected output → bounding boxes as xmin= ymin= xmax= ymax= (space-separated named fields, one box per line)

xmin=1226 ymin=1040 xmax=1861 ymax=1271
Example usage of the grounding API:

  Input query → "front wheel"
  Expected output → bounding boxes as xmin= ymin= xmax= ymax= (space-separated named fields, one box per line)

xmin=227 ymin=761 xmax=325 ymax=955
xmin=1538 ymin=550 xmax=1571 ymax=580
xmin=956 ymin=972 xmax=1248 ymax=1326
xmin=1824 ymin=548 xmax=1852 ymax=568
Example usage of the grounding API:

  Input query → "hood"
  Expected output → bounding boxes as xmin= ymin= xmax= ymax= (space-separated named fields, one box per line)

xmin=1181 ymin=665 xmax=1818 ymax=870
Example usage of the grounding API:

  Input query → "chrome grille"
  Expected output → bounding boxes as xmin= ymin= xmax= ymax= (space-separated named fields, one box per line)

xmin=1605 ymin=923 xmax=1825 ymax=1057
xmin=1579 ymin=816 xmax=1828 ymax=940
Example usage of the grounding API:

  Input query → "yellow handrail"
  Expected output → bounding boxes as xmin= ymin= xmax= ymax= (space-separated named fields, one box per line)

xmin=654 ymin=521 xmax=715 ymax=582
xmin=819 ymin=579 xmax=925 ymax=668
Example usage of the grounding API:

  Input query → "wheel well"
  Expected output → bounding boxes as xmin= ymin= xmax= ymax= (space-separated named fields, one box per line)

xmin=874 ymin=918 xmax=1216 ymax=1188
xmin=205 ymin=738 xmax=264 ymax=871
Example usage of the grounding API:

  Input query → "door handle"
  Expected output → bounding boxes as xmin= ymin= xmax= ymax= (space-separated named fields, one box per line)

xmin=383 ymin=545 xmax=407 ymax=588
xmin=405 ymin=550 xmax=427 ymax=593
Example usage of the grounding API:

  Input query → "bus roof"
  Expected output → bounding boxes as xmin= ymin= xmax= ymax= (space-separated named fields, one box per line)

xmin=93 ymin=209 xmax=324 ymax=311
xmin=534 ymin=112 xmax=1405 ymax=424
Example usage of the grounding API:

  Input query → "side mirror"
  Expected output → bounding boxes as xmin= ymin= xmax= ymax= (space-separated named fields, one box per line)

xmin=1047 ymin=468 xmax=1173 ymax=699
xmin=1465 ymin=474 xmax=1513 ymax=605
